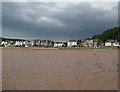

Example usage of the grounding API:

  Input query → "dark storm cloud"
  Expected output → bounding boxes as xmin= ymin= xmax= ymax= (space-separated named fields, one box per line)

xmin=2 ymin=2 xmax=118 ymax=40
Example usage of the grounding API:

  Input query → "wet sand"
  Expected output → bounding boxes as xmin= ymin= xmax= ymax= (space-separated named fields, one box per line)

xmin=2 ymin=48 xmax=119 ymax=90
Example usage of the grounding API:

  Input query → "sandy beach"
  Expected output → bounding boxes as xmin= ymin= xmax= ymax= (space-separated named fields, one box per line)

xmin=2 ymin=48 xmax=119 ymax=90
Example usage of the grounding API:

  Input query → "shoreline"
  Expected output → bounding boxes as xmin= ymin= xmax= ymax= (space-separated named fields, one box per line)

xmin=1 ymin=47 xmax=119 ymax=51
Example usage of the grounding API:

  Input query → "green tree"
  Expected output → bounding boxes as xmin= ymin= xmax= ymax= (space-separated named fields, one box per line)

xmin=92 ymin=26 xmax=120 ymax=42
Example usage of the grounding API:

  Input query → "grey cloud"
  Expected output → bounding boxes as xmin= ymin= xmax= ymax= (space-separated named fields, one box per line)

xmin=2 ymin=2 xmax=118 ymax=40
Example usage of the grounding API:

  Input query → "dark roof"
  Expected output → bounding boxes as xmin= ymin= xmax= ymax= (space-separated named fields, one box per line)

xmin=55 ymin=42 xmax=63 ymax=44
xmin=68 ymin=40 xmax=77 ymax=42
xmin=106 ymin=40 xmax=115 ymax=42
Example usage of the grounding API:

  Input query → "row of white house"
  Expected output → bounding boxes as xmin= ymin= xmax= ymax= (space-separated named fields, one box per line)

xmin=54 ymin=39 xmax=120 ymax=48
xmin=0 ymin=41 xmax=29 ymax=47
xmin=0 ymin=40 xmax=78 ymax=47
xmin=0 ymin=39 xmax=120 ymax=48
xmin=105 ymin=40 xmax=119 ymax=47
xmin=54 ymin=40 xmax=77 ymax=47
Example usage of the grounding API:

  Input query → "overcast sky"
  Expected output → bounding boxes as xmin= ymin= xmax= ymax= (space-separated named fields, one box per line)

xmin=2 ymin=2 xmax=118 ymax=41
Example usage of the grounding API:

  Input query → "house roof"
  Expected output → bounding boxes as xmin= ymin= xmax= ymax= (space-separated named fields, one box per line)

xmin=106 ymin=40 xmax=115 ymax=42
xmin=55 ymin=42 xmax=63 ymax=44
xmin=68 ymin=40 xmax=77 ymax=42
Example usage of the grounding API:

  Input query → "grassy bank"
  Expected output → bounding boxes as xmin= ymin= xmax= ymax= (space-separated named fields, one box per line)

xmin=2 ymin=46 xmax=119 ymax=51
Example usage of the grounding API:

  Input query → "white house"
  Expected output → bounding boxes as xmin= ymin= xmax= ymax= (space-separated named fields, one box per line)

xmin=105 ymin=40 xmax=115 ymax=47
xmin=31 ymin=40 xmax=35 ymax=47
xmin=15 ymin=41 xmax=19 ymax=46
xmin=1 ymin=41 xmax=5 ymax=46
xmin=20 ymin=41 xmax=23 ymax=46
xmin=105 ymin=42 xmax=111 ymax=46
xmin=93 ymin=39 xmax=99 ymax=48
xmin=54 ymin=42 xmax=64 ymax=47
xmin=25 ymin=40 xmax=29 ymax=47
xmin=80 ymin=40 xmax=88 ymax=47
xmin=88 ymin=39 xmax=94 ymax=47
xmin=113 ymin=42 xmax=119 ymax=47
xmin=1 ymin=41 xmax=7 ymax=47
xmin=67 ymin=40 xmax=77 ymax=47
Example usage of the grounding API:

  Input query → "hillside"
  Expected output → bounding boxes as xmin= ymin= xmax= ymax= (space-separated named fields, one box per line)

xmin=92 ymin=26 xmax=120 ymax=42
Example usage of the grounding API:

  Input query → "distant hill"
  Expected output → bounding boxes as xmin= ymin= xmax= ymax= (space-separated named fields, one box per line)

xmin=92 ymin=26 xmax=120 ymax=42
xmin=0 ymin=37 xmax=25 ymax=42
